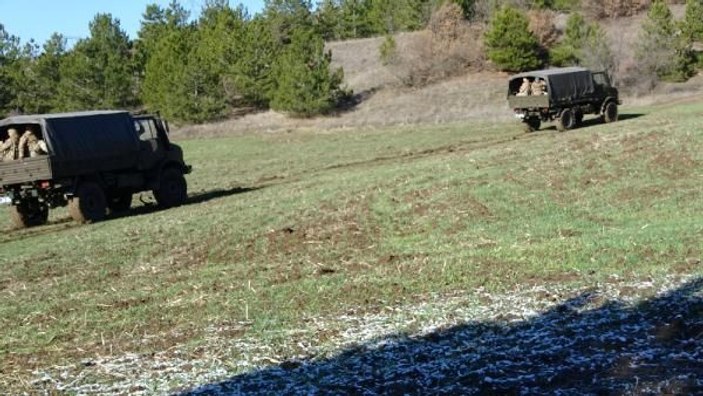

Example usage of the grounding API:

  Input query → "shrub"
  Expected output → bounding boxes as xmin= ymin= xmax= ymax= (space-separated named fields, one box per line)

xmin=385 ymin=2 xmax=485 ymax=87
xmin=484 ymin=6 xmax=542 ymax=72
xmin=379 ymin=35 xmax=398 ymax=66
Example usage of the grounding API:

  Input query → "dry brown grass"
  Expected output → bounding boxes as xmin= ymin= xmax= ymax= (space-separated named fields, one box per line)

xmin=582 ymin=0 xmax=652 ymax=19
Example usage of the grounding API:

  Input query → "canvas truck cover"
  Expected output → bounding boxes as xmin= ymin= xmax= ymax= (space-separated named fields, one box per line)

xmin=0 ymin=111 xmax=140 ymax=178
xmin=509 ymin=67 xmax=595 ymax=103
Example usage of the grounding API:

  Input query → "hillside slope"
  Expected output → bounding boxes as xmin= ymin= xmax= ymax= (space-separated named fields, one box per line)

xmin=176 ymin=5 xmax=701 ymax=138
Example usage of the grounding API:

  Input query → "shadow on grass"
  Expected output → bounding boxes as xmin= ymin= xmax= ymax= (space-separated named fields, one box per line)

xmin=1 ymin=186 xmax=261 ymax=236
xmin=330 ymin=88 xmax=379 ymax=116
xmin=540 ymin=113 xmax=646 ymax=132
xmin=106 ymin=186 xmax=262 ymax=220
xmin=178 ymin=277 xmax=703 ymax=395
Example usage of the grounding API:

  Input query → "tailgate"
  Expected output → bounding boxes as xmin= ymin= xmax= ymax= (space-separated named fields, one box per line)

xmin=0 ymin=157 xmax=52 ymax=185
xmin=508 ymin=95 xmax=550 ymax=109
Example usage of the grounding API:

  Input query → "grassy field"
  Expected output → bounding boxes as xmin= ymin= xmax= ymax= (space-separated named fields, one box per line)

xmin=1 ymin=99 xmax=703 ymax=390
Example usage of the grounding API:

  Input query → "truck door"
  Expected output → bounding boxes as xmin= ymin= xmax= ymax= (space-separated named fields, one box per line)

xmin=136 ymin=118 xmax=165 ymax=170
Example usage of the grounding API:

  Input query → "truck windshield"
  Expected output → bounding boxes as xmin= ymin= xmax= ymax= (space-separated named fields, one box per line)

xmin=135 ymin=119 xmax=157 ymax=141
xmin=593 ymin=72 xmax=608 ymax=86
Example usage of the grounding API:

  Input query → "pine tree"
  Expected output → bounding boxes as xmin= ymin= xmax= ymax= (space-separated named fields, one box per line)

xmin=134 ymin=1 xmax=190 ymax=95
xmin=141 ymin=24 xmax=194 ymax=120
xmin=270 ymin=27 xmax=346 ymax=116
xmin=315 ymin=0 xmax=342 ymax=40
xmin=229 ymin=16 xmax=281 ymax=107
xmin=31 ymin=34 xmax=66 ymax=113
xmin=5 ymin=41 xmax=40 ymax=114
xmin=636 ymin=0 xmax=695 ymax=82
xmin=58 ymin=14 xmax=136 ymax=111
xmin=338 ymin=0 xmax=373 ymax=38
xmin=0 ymin=24 xmax=21 ymax=114
xmin=367 ymin=0 xmax=425 ymax=34
xmin=178 ymin=0 xmax=248 ymax=121
xmin=264 ymin=0 xmax=314 ymax=44
xmin=682 ymin=0 xmax=703 ymax=42
xmin=484 ymin=6 xmax=541 ymax=72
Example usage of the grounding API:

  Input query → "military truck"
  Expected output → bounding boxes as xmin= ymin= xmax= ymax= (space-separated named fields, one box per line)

xmin=0 ymin=110 xmax=191 ymax=228
xmin=507 ymin=67 xmax=621 ymax=132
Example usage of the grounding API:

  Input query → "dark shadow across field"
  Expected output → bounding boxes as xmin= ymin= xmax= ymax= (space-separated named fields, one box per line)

xmin=1 ymin=185 xmax=262 ymax=235
xmin=178 ymin=277 xmax=703 ymax=395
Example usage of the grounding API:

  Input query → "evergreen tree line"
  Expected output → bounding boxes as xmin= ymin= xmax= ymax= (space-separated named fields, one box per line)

xmin=0 ymin=0 xmax=359 ymax=122
xmin=0 ymin=0 xmax=483 ymax=122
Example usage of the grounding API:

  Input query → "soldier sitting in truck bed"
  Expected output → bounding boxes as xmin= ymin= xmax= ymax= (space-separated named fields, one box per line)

xmin=516 ymin=78 xmax=531 ymax=96
xmin=531 ymin=78 xmax=547 ymax=95
xmin=19 ymin=128 xmax=48 ymax=158
xmin=0 ymin=128 xmax=20 ymax=161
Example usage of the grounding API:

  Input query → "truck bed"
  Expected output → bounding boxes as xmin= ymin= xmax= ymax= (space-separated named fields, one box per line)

xmin=0 ymin=157 xmax=52 ymax=185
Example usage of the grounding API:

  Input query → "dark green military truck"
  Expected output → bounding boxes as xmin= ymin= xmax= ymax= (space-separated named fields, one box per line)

xmin=0 ymin=110 xmax=191 ymax=228
xmin=507 ymin=67 xmax=621 ymax=132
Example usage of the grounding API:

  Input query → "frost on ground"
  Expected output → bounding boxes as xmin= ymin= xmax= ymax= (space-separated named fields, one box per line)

xmin=28 ymin=275 xmax=703 ymax=395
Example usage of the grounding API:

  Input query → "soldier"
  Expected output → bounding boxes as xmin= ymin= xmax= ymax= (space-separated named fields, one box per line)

xmin=0 ymin=128 xmax=20 ymax=161
xmin=516 ymin=78 xmax=531 ymax=96
xmin=19 ymin=128 xmax=48 ymax=158
xmin=531 ymin=78 xmax=547 ymax=96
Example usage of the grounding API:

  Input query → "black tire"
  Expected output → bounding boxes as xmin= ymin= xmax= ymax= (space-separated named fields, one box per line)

xmin=10 ymin=200 xmax=49 ymax=228
xmin=153 ymin=168 xmax=187 ymax=208
xmin=574 ymin=109 xmax=584 ymax=125
xmin=556 ymin=108 xmax=576 ymax=132
xmin=603 ymin=101 xmax=618 ymax=123
xmin=68 ymin=182 xmax=107 ymax=223
xmin=523 ymin=117 xmax=541 ymax=133
xmin=107 ymin=192 xmax=132 ymax=214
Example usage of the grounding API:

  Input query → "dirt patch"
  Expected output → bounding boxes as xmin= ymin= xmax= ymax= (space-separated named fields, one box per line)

xmin=229 ymin=197 xmax=380 ymax=284
xmin=648 ymin=148 xmax=699 ymax=179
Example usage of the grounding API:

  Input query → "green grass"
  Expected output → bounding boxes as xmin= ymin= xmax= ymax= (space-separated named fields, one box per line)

xmin=2 ymin=101 xmax=703 ymax=385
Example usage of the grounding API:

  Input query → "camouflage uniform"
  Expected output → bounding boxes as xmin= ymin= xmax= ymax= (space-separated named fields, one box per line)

xmin=19 ymin=129 xmax=49 ymax=158
xmin=516 ymin=78 xmax=530 ymax=96
xmin=531 ymin=79 xmax=547 ymax=96
xmin=0 ymin=128 xmax=20 ymax=161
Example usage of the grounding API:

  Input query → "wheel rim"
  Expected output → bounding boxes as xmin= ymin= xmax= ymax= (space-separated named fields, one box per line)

xmin=561 ymin=110 xmax=573 ymax=129
xmin=608 ymin=104 xmax=617 ymax=120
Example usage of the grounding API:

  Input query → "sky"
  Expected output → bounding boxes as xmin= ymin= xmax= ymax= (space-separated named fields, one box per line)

xmin=0 ymin=0 xmax=265 ymax=46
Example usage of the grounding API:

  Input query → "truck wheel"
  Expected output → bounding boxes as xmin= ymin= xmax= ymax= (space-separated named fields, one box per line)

xmin=556 ymin=109 xmax=576 ymax=132
xmin=574 ymin=109 xmax=584 ymax=125
xmin=107 ymin=192 xmax=132 ymax=214
xmin=603 ymin=101 xmax=618 ymax=123
xmin=10 ymin=200 xmax=49 ymax=228
xmin=154 ymin=168 xmax=187 ymax=208
xmin=69 ymin=182 xmax=107 ymax=223
xmin=523 ymin=117 xmax=541 ymax=133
